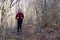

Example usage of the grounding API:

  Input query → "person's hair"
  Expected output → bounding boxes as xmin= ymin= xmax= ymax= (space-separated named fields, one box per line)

xmin=18 ymin=9 xmax=21 ymax=12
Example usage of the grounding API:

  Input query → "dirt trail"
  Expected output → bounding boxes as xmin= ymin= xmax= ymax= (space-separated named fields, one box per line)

xmin=5 ymin=24 xmax=37 ymax=40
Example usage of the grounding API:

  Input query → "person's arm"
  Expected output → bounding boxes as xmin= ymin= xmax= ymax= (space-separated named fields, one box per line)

xmin=21 ymin=13 xmax=24 ymax=19
xmin=15 ymin=13 xmax=19 ymax=19
xmin=15 ymin=14 xmax=17 ymax=19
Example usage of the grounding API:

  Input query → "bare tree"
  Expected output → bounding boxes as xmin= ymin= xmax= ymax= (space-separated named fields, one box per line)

xmin=0 ymin=0 xmax=20 ymax=39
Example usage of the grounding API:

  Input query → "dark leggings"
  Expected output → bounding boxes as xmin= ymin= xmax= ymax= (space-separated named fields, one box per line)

xmin=17 ymin=20 xmax=23 ymax=32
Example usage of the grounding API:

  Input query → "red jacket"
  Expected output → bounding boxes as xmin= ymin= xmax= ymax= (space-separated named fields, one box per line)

xmin=15 ymin=12 xmax=24 ymax=20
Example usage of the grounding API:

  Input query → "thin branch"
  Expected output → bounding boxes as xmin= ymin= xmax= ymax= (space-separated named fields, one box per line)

xmin=6 ymin=0 xmax=20 ymax=13
xmin=2 ymin=0 xmax=6 ymax=2
xmin=10 ymin=0 xmax=20 ymax=8
xmin=10 ymin=0 xmax=14 ymax=6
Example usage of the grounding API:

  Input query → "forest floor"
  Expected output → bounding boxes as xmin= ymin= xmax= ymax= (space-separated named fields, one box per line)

xmin=0 ymin=24 xmax=60 ymax=40
xmin=5 ymin=24 xmax=37 ymax=40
